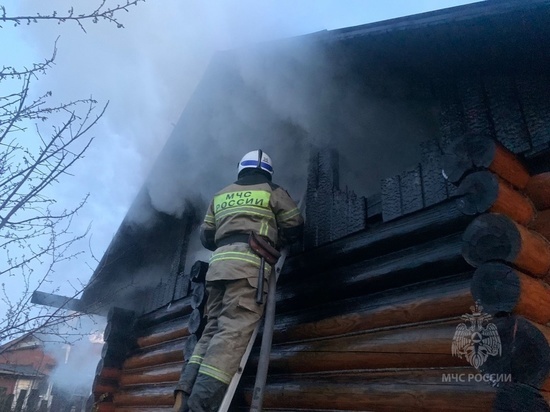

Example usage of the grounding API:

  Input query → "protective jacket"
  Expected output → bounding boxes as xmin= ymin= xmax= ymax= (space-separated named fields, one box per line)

xmin=199 ymin=170 xmax=303 ymax=283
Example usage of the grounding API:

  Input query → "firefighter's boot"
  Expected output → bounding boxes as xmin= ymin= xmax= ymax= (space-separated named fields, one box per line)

xmin=187 ymin=373 xmax=229 ymax=412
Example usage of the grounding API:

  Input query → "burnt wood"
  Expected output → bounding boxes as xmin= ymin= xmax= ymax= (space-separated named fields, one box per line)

xmin=493 ymin=383 xmax=550 ymax=412
xmin=190 ymin=260 xmax=209 ymax=283
xmin=526 ymin=173 xmax=550 ymax=210
xmin=457 ymin=77 xmax=494 ymax=138
xmin=273 ymin=273 xmax=473 ymax=343
xmin=277 ymin=233 xmax=468 ymax=313
xmin=191 ymin=282 xmax=207 ymax=310
xmin=136 ymin=296 xmax=193 ymax=328
xmin=106 ymin=306 xmax=135 ymax=326
xmin=443 ymin=133 xmax=530 ymax=188
xmin=515 ymin=74 xmax=550 ymax=150
xmin=400 ymin=164 xmax=424 ymax=215
xmin=462 ymin=213 xmax=550 ymax=276
xmin=481 ymin=316 xmax=550 ymax=392
xmin=381 ymin=174 xmax=402 ymax=221
xmin=456 ymin=171 xmax=536 ymax=225
xmin=420 ymin=138 xmax=449 ymax=207
xmin=471 ymin=263 xmax=550 ymax=324
xmin=283 ymin=199 xmax=472 ymax=279
xmin=483 ymin=75 xmax=531 ymax=154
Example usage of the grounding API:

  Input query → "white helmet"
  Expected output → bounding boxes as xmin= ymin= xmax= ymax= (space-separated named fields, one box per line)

xmin=238 ymin=150 xmax=274 ymax=176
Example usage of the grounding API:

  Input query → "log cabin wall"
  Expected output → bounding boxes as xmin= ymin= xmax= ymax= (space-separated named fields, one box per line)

xmin=91 ymin=57 xmax=550 ymax=412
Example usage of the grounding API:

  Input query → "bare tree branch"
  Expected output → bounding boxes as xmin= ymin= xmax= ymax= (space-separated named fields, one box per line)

xmin=0 ymin=1 xmax=145 ymax=32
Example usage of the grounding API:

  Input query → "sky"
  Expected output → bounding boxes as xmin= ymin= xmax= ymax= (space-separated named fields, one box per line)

xmin=1 ymin=0 xmax=481 ymax=388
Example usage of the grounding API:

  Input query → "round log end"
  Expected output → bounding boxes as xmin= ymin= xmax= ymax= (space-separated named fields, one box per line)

xmin=462 ymin=214 xmax=521 ymax=266
xmin=443 ymin=133 xmax=496 ymax=183
xmin=471 ymin=263 xmax=520 ymax=314
xmin=512 ymin=318 xmax=550 ymax=388
xmin=191 ymin=282 xmax=207 ymax=309
xmin=456 ymin=171 xmax=499 ymax=215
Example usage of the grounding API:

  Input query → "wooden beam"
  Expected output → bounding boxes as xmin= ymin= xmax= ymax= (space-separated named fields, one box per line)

xmin=462 ymin=213 xmax=550 ymax=276
xmin=123 ymin=338 xmax=186 ymax=370
xmin=277 ymin=233 xmax=468 ymax=313
xmin=119 ymin=362 xmax=182 ymax=386
xmin=253 ymin=320 xmax=469 ymax=374
xmin=456 ymin=171 xmax=536 ymax=225
xmin=239 ymin=368 xmax=496 ymax=411
xmin=273 ymin=273 xmax=473 ymax=343
xmin=137 ymin=315 xmax=191 ymax=349
xmin=113 ymin=383 xmax=174 ymax=407
xmin=471 ymin=263 xmax=550 ymax=323
xmin=443 ymin=133 xmax=530 ymax=188
xmin=136 ymin=296 xmax=193 ymax=329
xmin=283 ymin=199 xmax=472 ymax=279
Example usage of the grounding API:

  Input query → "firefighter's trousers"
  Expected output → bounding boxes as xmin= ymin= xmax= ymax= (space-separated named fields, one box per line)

xmin=177 ymin=277 xmax=266 ymax=404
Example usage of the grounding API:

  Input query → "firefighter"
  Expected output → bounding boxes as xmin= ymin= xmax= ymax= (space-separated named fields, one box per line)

xmin=173 ymin=150 xmax=304 ymax=412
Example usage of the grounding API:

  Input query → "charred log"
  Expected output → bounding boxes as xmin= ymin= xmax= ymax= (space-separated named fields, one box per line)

xmin=277 ymin=233 xmax=468 ymax=313
xmin=136 ymin=296 xmax=193 ymax=329
xmin=493 ymin=383 xmax=550 ymax=412
xmin=462 ymin=213 xmax=550 ymax=276
xmin=273 ymin=273 xmax=473 ymax=343
xmin=481 ymin=316 xmax=550 ymax=392
xmin=456 ymin=171 xmax=536 ymax=225
xmin=443 ymin=133 xmax=530 ymax=188
xmin=471 ymin=263 xmax=550 ymax=323
xmin=190 ymin=260 xmax=209 ymax=283
xmin=191 ymin=282 xmax=207 ymax=310
xmin=283 ymin=199 xmax=472 ymax=279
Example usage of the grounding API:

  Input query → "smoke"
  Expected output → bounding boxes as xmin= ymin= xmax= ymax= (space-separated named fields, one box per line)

xmin=2 ymin=0 xmax=477 ymax=305
xmin=42 ymin=315 xmax=105 ymax=395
